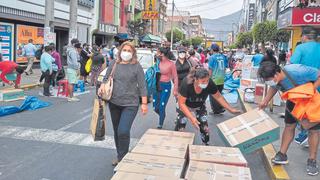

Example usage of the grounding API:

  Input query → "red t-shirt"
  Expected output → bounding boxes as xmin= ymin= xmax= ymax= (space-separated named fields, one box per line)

xmin=0 ymin=61 xmax=21 ymax=85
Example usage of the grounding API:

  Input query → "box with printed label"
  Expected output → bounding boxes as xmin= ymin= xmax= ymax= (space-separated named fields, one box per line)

xmin=114 ymin=153 xmax=185 ymax=178
xmin=185 ymin=161 xmax=252 ymax=180
xmin=111 ymin=172 xmax=183 ymax=180
xmin=189 ymin=145 xmax=248 ymax=167
xmin=132 ymin=129 xmax=194 ymax=159
xmin=0 ymin=89 xmax=24 ymax=101
xmin=217 ymin=109 xmax=280 ymax=154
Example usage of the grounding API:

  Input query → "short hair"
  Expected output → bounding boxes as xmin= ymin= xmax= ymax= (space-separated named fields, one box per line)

xmin=188 ymin=49 xmax=196 ymax=56
xmin=187 ymin=68 xmax=209 ymax=84
xmin=74 ymin=43 xmax=81 ymax=49
xmin=255 ymin=49 xmax=260 ymax=54
xmin=15 ymin=66 xmax=25 ymax=74
xmin=71 ymin=38 xmax=79 ymax=45
xmin=49 ymin=43 xmax=56 ymax=50
xmin=83 ymin=43 xmax=88 ymax=48
xmin=28 ymin=39 xmax=33 ymax=43
xmin=302 ymin=26 xmax=318 ymax=40
xmin=258 ymin=61 xmax=281 ymax=81
xmin=44 ymin=45 xmax=52 ymax=52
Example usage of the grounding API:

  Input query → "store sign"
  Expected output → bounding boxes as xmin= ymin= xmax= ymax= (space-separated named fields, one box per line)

xmin=145 ymin=0 xmax=155 ymax=11
xmin=0 ymin=22 xmax=14 ymax=61
xmin=292 ymin=8 xmax=320 ymax=25
xmin=142 ymin=11 xmax=159 ymax=20
xmin=277 ymin=9 xmax=292 ymax=29
xmin=99 ymin=23 xmax=118 ymax=34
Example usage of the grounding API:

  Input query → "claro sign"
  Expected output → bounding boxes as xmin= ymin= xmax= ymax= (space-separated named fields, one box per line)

xmin=292 ymin=8 xmax=320 ymax=25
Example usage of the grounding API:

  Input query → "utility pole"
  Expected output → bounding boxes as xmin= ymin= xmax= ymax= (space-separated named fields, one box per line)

xmin=69 ymin=0 xmax=78 ymax=43
xmin=170 ymin=0 xmax=174 ymax=50
xmin=44 ymin=0 xmax=54 ymax=45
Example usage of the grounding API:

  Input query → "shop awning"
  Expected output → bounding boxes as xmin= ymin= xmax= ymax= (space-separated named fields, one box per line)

xmin=141 ymin=34 xmax=161 ymax=44
xmin=115 ymin=33 xmax=133 ymax=40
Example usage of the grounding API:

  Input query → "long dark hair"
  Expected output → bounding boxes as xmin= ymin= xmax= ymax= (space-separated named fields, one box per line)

xmin=187 ymin=68 xmax=209 ymax=84
xmin=159 ymin=47 xmax=175 ymax=60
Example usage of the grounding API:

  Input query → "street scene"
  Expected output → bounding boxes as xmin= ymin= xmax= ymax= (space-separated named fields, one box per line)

xmin=0 ymin=0 xmax=320 ymax=180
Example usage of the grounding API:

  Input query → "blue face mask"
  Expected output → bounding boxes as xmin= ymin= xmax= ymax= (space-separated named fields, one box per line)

xmin=265 ymin=80 xmax=277 ymax=86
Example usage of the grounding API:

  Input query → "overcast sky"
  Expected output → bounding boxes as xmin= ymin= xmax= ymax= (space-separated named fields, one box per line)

xmin=168 ymin=0 xmax=244 ymax=19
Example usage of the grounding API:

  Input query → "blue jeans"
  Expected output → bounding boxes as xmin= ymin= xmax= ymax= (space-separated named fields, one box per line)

xmin=153 ymin=82 xmax=172 ymax=127
xmin=109 ymin=102 xmax=139 ymax=161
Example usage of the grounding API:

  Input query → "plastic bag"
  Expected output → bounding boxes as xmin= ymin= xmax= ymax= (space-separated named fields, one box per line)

xmin=85 ymin=58 xmax=92 ymax=73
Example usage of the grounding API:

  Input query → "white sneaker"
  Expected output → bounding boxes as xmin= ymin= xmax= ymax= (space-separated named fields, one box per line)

xmin=67 ymin=97 xmax=80 ymax=102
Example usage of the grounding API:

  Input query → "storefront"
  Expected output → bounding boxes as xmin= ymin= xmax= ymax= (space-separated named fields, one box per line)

xmin=278 ymin=7 xmax=320 ymax=51
xmin=92 ymin=23 xmax=118 ymax=47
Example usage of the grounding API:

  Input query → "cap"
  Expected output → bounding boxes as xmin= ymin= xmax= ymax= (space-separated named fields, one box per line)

xmin=178 ymin=47 xmax=187 ymax=53
xmin=210 ymin=44 xmax=220 ymax=52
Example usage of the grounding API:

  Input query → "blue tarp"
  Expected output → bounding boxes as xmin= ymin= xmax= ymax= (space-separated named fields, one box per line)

xmin=0 ymin=96 xmax=51 ymax=117
xmin=223 ymin=72 xmax=240 ymax=104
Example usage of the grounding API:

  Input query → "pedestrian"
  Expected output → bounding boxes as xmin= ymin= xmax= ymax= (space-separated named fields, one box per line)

xmin=290 ymin=27 xmax=320 ymax=147
xmin=0 ymin=61 xmax=24 ymax=88
xmin=178 ymin=68 xmax=240 ymax=145
xmin=258 ymin=61 xmax=320 ymax=176
xmin=98 ymin=41 xmax=148 ymax=166
xmin=175 ymin=47 xmax=194 ymax=131
xmin=252 ymin=49 xmax=264 ymax=67
xmin=110 ymin=42 xmax=120 ymax=61
xmin=101 ymin=44 xmax=110 ymax=66
xmin=67 ymin=39 xmax=81 ymax=102
xmin=198 ymin=48 xmax=206 ymax=65
xmin=208 ymin=43 xmax=228 ymax=115
xmin=188 ymin=49 xmax=201 ymax=66
xmin=278 ymin=50 xmax=286 ymax=66
xmin=80 ymin=43 xmax=92 ymax=84
xmin=62 ymin=43 xmax=68 ymax=66
xmin=153 ymin=47 xmax=178 ymax=129
xmin=90 ymin=46 xmax=105 ymax=86
xmin=40 ymin=45 xmax=54 ymax=96
xmin=50 ymin=43 xmax=62 ymax=87
xmin=24 ymin=39 xmax=37 ymax=75
xmin=260 ymin=48 xmax=277 ymax=65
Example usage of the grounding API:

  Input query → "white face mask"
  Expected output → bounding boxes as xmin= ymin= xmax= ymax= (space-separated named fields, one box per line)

xmin=265 ymin=80 xmax=277 ymax=86
xmin=179 ymin=53 xmax=186 ymax=59
xmin=198 ymin=83 xmax=208 ymax=89
xmin=120 ymin=51 xmax=133 ymax=61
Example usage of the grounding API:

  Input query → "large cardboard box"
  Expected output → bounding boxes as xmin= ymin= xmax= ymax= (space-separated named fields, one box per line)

xmin=185 ymin=161 xmax=252 ymax=180
xmin=111 ymin=172 xmax=183 ymax=180
xmin=0 ymin=89 xmax=24 ymax=101
xmin=217 ymin=109 xmax=280 ymax=154
xmin=189 ymin=145 xmax=248 ymax=167
xmin=132 ymin=129 xmax=194 ymax=159
xmin=114 ymin=153 xmax=186 ymax=178
xmin=240 ymin=79 xmax=258 ymax=91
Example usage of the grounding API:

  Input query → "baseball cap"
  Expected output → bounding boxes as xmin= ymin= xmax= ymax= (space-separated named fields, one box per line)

xmin=210 ymin=44 xmax=220 ymax=52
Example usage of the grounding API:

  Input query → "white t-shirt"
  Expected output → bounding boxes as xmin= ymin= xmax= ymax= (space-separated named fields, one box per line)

xmin=113 ymin=48 xmax=119 ymax=60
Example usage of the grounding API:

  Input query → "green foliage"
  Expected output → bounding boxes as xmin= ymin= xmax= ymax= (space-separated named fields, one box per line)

xmin=165 ymin=28 xmax=184 ymax=43
xmin=191 ymin=37 xmax=204 ymax=47
xmin=252 ymin=22 xmax=269 ymax=44
xmin=235 ymin=31 xmax=253 ymax=48
xmin=181 ymin=39 xmax=191 ymax=47
xmin=275 ymin=30 xmax=291 ymax=43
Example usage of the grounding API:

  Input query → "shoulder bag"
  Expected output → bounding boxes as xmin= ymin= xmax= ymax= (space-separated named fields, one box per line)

xmin=101 ymin=63 xmax=117 ymax=101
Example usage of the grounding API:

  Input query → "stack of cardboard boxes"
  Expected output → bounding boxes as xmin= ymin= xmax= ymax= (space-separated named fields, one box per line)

xmin=112 ymin=128 xmax=255 ymax=179
xmin=0 ymin=89 xmax=24 ymax=102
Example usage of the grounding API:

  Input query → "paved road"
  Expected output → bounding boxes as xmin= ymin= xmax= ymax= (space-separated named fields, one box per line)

xmin=0 ymin=86 xmax=269 ymax=180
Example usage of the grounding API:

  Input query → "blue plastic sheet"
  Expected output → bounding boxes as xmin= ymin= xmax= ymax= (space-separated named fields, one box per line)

xmin=0 ymin=96 xmax=51 ymax=117
xmin=223 ymin=71 xmax=241 ymax=104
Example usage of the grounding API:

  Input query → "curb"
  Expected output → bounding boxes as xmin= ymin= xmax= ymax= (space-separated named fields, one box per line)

xmin=20 ymin=83 xmax=40 ymax=90
xmin=237 ymin=90 xmax=290 ymax=180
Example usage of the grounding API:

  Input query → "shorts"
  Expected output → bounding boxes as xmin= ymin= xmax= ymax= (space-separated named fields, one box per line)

xmin=285 ymin=100 xmax=320 ymax=130
xmin=67 ymin=68 xmax=78 ymax=84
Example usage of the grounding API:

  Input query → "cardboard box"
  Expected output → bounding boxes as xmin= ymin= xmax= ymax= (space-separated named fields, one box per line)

xmin=217 ymin=109 xmax=280 ymax=154
xmin=114 ymin=153 xmax=186 ymax=178
xmin=132 ymin=129 xmax=194 ymax=159
xmin=254 ymin=83 xmax=266 ymax=104
xmin=0 ymin=89 xmax=24 ymax=102
xmin=111 ymin=172 xmax=183 ymax=180
xmin=189 ymin=145 xmax=248 ymax=167
xmin=240 ymin=79 xmax=258 ymax=91
xmin=250 ymin=67 xmax=259 ymax=79
xmin=185 ymin=161 xmax=252 ymax=180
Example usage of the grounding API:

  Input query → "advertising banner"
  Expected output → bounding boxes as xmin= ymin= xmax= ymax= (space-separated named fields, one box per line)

xmin=0 ymin=22 xmax=14 ymax=61
xmin=292 ymin=8 xmax=320 ymax=26
xmin=145 ymin=0 xmax=156 ymax=11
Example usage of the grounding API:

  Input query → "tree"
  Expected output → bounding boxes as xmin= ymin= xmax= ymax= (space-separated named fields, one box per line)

xmin=127 ymin=20 xmax=145 ymax=37
xmin=235 ymin=31 xmax=253 ymax=48
xmin=191 ymin=36 xmax=204 ymax=47
xmin=165 ymin=28 xmax=184 ymax=44
xmin=181 ymin=39 xmax=191 ymax=47
xmin=252 ymin=21 xmax=278 ymax=51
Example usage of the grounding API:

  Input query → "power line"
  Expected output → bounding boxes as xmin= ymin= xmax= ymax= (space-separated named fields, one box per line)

xmin=170 ymin=0 xmax=221 ymax=8
xmin=188 ymin=0 xmax=233 ymax=12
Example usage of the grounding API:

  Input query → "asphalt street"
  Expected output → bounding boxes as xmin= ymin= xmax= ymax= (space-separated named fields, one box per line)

xmin=0 ymin=86 xmax=269 ymax=180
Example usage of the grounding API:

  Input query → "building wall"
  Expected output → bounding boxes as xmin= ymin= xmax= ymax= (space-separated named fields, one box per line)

xmin=102 ymin=0 xmax=114 ymax=24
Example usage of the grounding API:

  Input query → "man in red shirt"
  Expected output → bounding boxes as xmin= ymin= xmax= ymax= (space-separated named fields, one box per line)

xmin=0 ymin=61 xmax=24 ymax=88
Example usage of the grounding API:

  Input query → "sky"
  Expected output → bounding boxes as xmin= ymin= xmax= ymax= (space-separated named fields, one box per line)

xmin=168 ymin=0 xmax=244 ymax=19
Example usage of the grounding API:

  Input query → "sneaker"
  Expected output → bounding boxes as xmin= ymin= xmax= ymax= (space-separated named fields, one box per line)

xmin=157 ymin=125 xmax=163 ymax=129
xmin=67 ymin=97 xmax=80 ymax=102
xmin=303 ymin=142 xmax=309 ymax=148
xmin=307 ymin=159 xmax=319 ymax=176
xmin=213 ymin=109 xmax=226 ymax=115
xmin=294 ymin=132 xmax=308 ymax=145
xmin=271 ymin=152 xmax=288 ymax=165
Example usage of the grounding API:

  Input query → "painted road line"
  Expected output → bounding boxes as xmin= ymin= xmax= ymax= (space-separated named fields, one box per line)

xmin=57 ymin=114 xmax=92 ymax=131
xmin=238 ymin=90 xmax=290 ymax=180
xmin=80 ymin=107 xmax=93 ymax=115
xmin=0 ymin=125 xmax=138 ymax=150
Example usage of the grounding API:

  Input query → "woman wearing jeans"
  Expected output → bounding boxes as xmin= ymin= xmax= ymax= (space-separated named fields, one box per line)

xmin=98 ymin=41 xmax=148 ymax=166
xmin=153 ymin=47 xmax=178 ymax=129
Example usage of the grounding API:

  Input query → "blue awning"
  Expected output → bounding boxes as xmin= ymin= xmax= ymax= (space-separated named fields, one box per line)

xmin=115 ymin=33 xmax=133 ymax=40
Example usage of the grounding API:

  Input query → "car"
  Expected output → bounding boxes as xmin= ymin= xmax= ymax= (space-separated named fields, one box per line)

xmin=137 ymin=48 xmax=155 ymax=73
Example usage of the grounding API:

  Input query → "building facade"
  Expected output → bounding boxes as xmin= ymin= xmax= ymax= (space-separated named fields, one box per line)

xmin=189 ymin=15 xmax=205 ymax=38
xmin=164 ymin=10 xmax=191 ymax=39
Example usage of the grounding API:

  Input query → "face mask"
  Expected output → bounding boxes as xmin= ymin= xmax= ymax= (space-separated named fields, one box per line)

xmin=198 ymin=83 xmax=208 ymax=89
xmin=179 ymin=53 xmax=186 ymax=59
xmin=121 ymin=51 xmax=132 ymax=61
xmin=265 ymin=80 xmax=277 ymax=86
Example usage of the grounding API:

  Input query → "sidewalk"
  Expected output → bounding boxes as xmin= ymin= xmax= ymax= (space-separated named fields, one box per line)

xmin=0 ymin=68 xmax=42 ymax=90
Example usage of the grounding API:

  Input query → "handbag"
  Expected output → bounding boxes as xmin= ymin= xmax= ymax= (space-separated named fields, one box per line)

xmin=101 ymin=62 xmax=117 ymax=101
xmin=90 ymin=97 xmax=106 ymax=141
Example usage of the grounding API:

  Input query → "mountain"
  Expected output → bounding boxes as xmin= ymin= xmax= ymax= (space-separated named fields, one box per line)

xmin=202 ymin=10 xmax=242 ymax=41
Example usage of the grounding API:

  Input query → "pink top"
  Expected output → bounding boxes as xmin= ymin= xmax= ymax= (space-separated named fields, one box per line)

xmin=200 ymin=53 xmax=206 ymax=64
xmin=159 ymin=57 xmax=178 ymax=93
